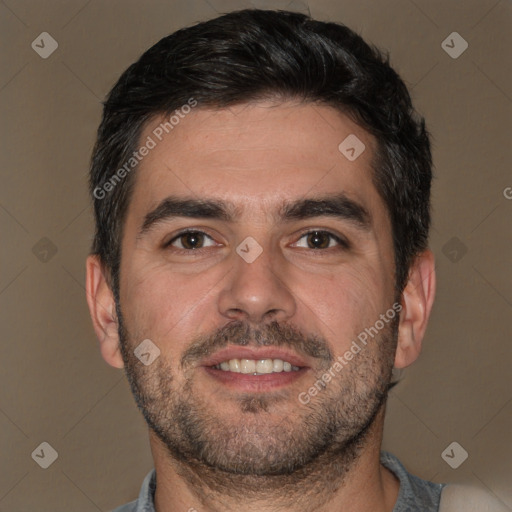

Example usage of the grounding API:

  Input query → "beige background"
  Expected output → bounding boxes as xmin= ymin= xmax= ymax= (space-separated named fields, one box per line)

xmin=1 ymin=0 xmax=511 ymax=510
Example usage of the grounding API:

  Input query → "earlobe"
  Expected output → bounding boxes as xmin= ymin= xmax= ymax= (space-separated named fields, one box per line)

xmin=394 ymin=250 xmax=436 ymax=369
xmin=85 ymin=255 xmax=125 ymax=369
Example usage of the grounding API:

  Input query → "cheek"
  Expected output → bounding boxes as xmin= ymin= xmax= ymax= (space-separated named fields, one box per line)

xmin=119 ymin=258 xmax=226 ymax=350
xmin=291 ymin=261 xmax=389 ymax=352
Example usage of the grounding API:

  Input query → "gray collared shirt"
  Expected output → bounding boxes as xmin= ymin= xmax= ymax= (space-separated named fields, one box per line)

xmin=111 ymin=451 xmax=445 ymax=511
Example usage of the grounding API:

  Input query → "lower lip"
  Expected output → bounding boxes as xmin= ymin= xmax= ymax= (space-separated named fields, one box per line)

xmin=203 ymin=366 xmax=308 ymax=391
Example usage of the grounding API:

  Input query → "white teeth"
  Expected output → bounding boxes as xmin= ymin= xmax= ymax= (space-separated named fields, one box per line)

xmin=256 ymin=359 xmax=274 ymax=374
xmin=240 ymin=359 xmax=256 ymax=374
xmin=273 ymin=359 xmax=284 ymax=372
xmin=214 ymin=358 xmax=301 ymax=373
xmin=228 ymin=359 xmax=241 ymax=372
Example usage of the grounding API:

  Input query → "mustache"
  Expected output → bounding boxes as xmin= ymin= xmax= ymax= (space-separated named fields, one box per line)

xmin=181 ymin=320 xmax=334 ymax=369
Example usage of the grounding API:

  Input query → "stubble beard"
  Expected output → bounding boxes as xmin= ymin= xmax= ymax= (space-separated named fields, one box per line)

xmin=116 ymin=301 xmax=398 ymax=502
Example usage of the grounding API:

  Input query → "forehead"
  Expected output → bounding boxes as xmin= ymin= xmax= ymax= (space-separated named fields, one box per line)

xmin=128 ymin=101 xmax=385 ymax=221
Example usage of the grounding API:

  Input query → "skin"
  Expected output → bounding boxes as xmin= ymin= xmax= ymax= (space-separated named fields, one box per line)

xmin=86 ymin=101 xmax=436 ymax=512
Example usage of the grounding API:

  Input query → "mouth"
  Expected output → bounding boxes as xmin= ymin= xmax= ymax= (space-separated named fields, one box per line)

xmin=200 ymin=347 xmax=310 ymax=391
xmin=213 ymin=358 xmax=301 ymax=374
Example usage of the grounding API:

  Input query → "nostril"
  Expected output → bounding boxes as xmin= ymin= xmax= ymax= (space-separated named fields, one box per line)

xmin=265 ymin=309 xmax=280 ymax=318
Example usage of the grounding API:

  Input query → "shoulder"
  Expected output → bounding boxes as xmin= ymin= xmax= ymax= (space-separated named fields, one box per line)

xmin=109 ymin=468 xmax=156 ymax=512
xmin=380 ymin=451 xmax=445 ymax=510
xmin=110 ymin=500 xmax=137 ymax=512
xmin=439 ymin=484 xmax=510 ymax=512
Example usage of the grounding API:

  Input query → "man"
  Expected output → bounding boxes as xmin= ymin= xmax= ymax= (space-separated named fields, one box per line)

xmin=85 ymin=9 xmax=504 ymax=512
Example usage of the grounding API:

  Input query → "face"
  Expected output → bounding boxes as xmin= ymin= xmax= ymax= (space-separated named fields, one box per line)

xmin=115 ymin=101 xmax=398 ymax=475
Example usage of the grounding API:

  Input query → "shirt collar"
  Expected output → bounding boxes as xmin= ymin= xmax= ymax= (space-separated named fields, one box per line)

xmin=132 ymin=452 xmax=444 ymax=511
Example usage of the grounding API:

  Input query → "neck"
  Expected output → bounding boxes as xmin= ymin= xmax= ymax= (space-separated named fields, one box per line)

xmin=150 ymin=406 xmax=399 ymax=512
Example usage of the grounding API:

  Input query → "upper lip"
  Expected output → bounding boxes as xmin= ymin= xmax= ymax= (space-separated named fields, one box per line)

xmin=200 ymin=346 xmax=311 ymax=368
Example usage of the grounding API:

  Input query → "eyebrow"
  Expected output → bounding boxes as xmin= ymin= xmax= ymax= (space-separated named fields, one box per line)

xmin=137 ymin=197 xmax=235 ymax=238
xmin=280 ymin=195 xmax=371 ymax=230
xmin=137 ymin=193 xmax=372 ymax=239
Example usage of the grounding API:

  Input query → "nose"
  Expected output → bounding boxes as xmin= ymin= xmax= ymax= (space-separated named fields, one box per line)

xmin=217 ymin=244 xmax=297 ymax=325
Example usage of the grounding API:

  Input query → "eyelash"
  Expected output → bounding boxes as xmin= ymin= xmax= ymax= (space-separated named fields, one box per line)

xmin=163 ymin=229 xmax=217 ymax=252
xmin=300 ymin=231 xmax=350 ymax=251
xmin=163 ymin=229 xmax=350 ymax=252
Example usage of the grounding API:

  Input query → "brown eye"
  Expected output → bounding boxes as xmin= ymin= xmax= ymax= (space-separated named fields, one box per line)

xmin=169 ymin=231 xmax=215 ymax=250
xmin=306 ymin=231 xmax=331 ymax=249
xmin=293 ymin=230 xmax=349 ymax=250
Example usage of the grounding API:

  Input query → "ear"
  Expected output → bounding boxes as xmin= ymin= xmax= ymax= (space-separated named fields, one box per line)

xmin=85 ymin=254 xmax=124 ymax=369
xmin=394 ymin=249 xmax=436 ymax=369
